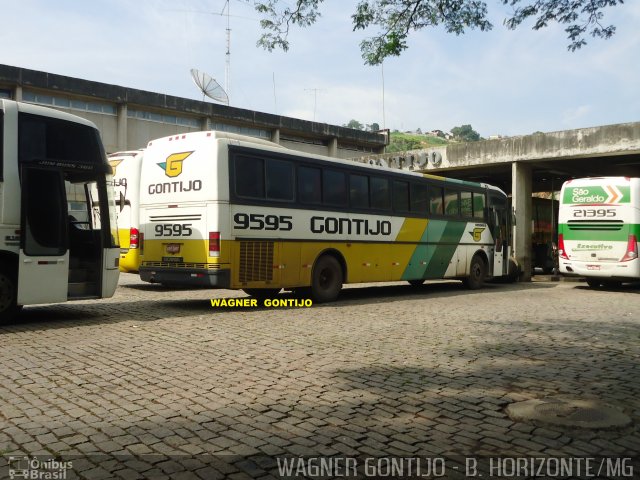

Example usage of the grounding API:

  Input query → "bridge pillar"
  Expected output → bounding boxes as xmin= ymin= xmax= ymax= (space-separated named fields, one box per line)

xmin=328 ymin=137 xmax=338 ymax=157
xmin=512 ymin=162 xmax=532 ymax=281
xmin=117 ymin=103 xmax=127 ymax=151
xmin=271 ymin=128 xmax=280 ymax=145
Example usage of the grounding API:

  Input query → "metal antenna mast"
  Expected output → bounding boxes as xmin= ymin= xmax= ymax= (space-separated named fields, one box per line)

xmin=305 ymin=88 xmax=324 ymax=122
xmin=222 ymin=0 xmax=231 ymax=102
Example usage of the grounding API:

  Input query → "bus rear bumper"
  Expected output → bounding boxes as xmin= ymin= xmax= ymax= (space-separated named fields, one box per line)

xmin=560 ymin=259 xmax=640 ymax=281
xmin=139 ymin=267 xmax=231 ymax=288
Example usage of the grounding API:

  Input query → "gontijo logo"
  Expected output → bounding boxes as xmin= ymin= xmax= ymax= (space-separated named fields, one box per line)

xmin=469 ymin=226 xmax=486 ymax=242
xmin=157 ymin=151 xmax=193 ymax=178
xmin=108 ymin=159 xmax=122 ymax=175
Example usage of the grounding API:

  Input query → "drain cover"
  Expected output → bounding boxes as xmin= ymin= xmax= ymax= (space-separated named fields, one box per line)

xmin=506 ymin=397 xmax=631 ymax=429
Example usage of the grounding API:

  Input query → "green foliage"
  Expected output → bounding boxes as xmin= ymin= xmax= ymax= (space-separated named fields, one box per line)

xmin=450 ymin=124 xmax=481 ymax=142
xmin=387 ymin=131 xmax=448 ymax=153
xmin=250 ymin=0 xmax=623 ymax=65
xmin=344 ymin=119 xmax=365 ymax=130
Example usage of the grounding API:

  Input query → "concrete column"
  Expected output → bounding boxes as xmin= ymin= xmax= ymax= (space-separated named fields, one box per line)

xmin=202 ymin=117 xmax=211 ymax=131
xmin=117 ymin=103 xmax=127 ymax=151
xmin=328 ymin=137 xmax=338 ymax=157
xmin=271 ymin=128 xmax=280 ymax=144
xmin=512 ymin=162 xmax=532 ymax=281
xmin=14 ymin=86 xmax=22 ymax=101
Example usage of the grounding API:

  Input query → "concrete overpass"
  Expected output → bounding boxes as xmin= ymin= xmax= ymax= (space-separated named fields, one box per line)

xmin=357 ymin=122 xmax=640 ymax=280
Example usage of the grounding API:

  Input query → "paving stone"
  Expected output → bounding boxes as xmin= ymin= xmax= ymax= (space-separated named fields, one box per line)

xmin=0 ymin=277 xmax=637 ymax=473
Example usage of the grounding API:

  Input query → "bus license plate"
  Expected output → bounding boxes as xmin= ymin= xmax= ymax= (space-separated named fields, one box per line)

xmin=587 ymin=265 xmax=600 ymax=270
xmin=162 ymin=256 xmax=184 ymax=263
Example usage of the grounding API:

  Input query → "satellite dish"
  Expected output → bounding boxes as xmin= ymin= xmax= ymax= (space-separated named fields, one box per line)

xmin=190 ymin=68 xmax=229 ymax=105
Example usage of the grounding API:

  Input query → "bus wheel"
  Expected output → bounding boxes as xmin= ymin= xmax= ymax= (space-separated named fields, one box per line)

xmin=408 ymin=279 xmax=425 ymax=287
xmin=242 ymin=288 xmax=281 ymax=300
xmin=311 ymin=255 xmax=343 ymax=303
xmin=586 ymin=278 xmax=601 ymax=288
xmin=464 ymin=255 xmax=486 ymax=290
xmin=0 ymin=270 xmax=21 ymax=323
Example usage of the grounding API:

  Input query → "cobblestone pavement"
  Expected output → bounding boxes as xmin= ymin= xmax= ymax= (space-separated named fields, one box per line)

xmin=1 ymin=275 xmax=639 ymax=478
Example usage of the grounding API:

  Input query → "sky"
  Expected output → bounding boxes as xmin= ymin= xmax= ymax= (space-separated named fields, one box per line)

xmin=2 ymin=0 xmax=639 ymax=138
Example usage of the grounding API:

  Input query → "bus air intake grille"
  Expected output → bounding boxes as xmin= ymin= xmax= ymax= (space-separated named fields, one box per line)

xmin=142 ymin=262 xmax=221 ymax=269
xmin=239 ymin=241 xmax=274 ymax=282
xmin=567 ymin=220 xmax=623 ymax=231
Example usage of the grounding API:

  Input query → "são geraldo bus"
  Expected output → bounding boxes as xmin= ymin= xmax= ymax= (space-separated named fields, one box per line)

xmin=138 ymin=131 xmax=513 ymax=302
xmin=0 ymin=99 xmax=120 ymax=321
xmin=558 ymin=177 xmax=639 ymax=287
xmin=108 ymin=150 xmax=143 ymax=272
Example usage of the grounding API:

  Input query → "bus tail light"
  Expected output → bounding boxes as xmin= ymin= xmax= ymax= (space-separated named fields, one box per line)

xmin=209 ymin=232 xmax=220 ymax=257
xmin=620 ymin=235 xmax=638 ymax=262
xmin=558 ymin=234 xmax=569 ymax=260
xmin=129 ymin=228 xmax=139 ymax=249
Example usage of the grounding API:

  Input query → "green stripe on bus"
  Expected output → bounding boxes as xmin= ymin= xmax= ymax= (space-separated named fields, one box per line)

xmin=401 ymin=220 xmax=466 ymax=280
xmin=559 ymin=223 xmax=639 ymax=241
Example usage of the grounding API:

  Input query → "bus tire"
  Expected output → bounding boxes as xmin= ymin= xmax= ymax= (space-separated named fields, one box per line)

xmin=585 ymin=278 xmax=601 ymax=288
xmin=0 ymin=268 xmax=21 ymax=323
xmin=464 ymin=254 xmax=486 ymax=290
xmin=311 ymin=255 xmax=343 ymax=303
xmin=242 ymin=288 xmax=281 ymax=300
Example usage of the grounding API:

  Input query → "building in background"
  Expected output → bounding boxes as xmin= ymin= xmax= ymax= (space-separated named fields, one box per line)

xmin=0 ymin=64 xmax=387 ymax=157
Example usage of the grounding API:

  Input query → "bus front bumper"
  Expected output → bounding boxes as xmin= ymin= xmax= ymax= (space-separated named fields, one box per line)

xmin=139 ymin=266 xmax=231 ymax=288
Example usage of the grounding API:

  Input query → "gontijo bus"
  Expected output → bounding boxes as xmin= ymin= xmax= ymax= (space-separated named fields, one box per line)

xmin=138 ymin=131 xmax=513 ymax=302
xmin=0 ymin=99 xmax=120 ymax=321
xmin=558 ymin=177 xmax=639 ymax=287
xmin=108 ymin=150 xmax=143 ymax=272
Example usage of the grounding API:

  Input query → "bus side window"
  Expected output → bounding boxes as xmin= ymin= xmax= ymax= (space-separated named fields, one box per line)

xmin=235 ymin=156 xmax=265 ymax=199
xmin=349 ymin=173 xmax=369 ymax=209
xmin=266 ymin=159 xmax=293 ymax=201
xmin=298 ymin=165 xmax=322 ymax=204
xmin=323 ymin=169 xmax=347 ymax=207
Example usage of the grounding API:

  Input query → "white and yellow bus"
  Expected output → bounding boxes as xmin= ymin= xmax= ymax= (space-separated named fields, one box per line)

xmin=0 ymin=99 xmax=120 ymax=321
xmin=138 ymin=131 xmax=513 ymax=302
xmin=559 ymin=177 xmax=639 ymax=287
xmin=108 ymin=150 xmax=143 ymax=272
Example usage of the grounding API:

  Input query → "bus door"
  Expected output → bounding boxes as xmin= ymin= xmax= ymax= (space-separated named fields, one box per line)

xmin=489 ymin=194 xmax=510 ymax=277
xmin=17 ymin=167 xmax=69 ymax=305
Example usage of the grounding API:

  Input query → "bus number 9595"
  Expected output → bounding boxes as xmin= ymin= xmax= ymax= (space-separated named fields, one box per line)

xmin=234 ymin=213 xmax=293 ymax=231
xmin=155 ymin=224 xmax=193 ymax=236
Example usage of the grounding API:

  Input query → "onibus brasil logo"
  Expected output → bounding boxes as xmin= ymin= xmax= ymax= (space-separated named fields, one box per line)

xmin=157 ymin=151 xmax=193 ymax=178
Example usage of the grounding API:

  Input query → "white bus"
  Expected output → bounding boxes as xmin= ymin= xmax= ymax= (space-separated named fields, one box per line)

xmin=137 ymin=131 xmax=514 ymax=302
xmin=0 ymin=99 xmax=120 ymax=321
xmin=558 ymin=177 xmax=639 ymax=287
xmin=108 ymin=150 xmax=143 ymax=273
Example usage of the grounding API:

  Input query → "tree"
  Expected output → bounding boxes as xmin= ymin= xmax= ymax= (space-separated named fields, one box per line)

xmin=369 ymin=122 xmax=381 ymax=131
xmin=450 ymin=124 xmax=481 ymax=142
xmin=344 ymin=119 xmax=365 ymax=130
xmin=251 ymin=0 xmax=623 ymax=65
